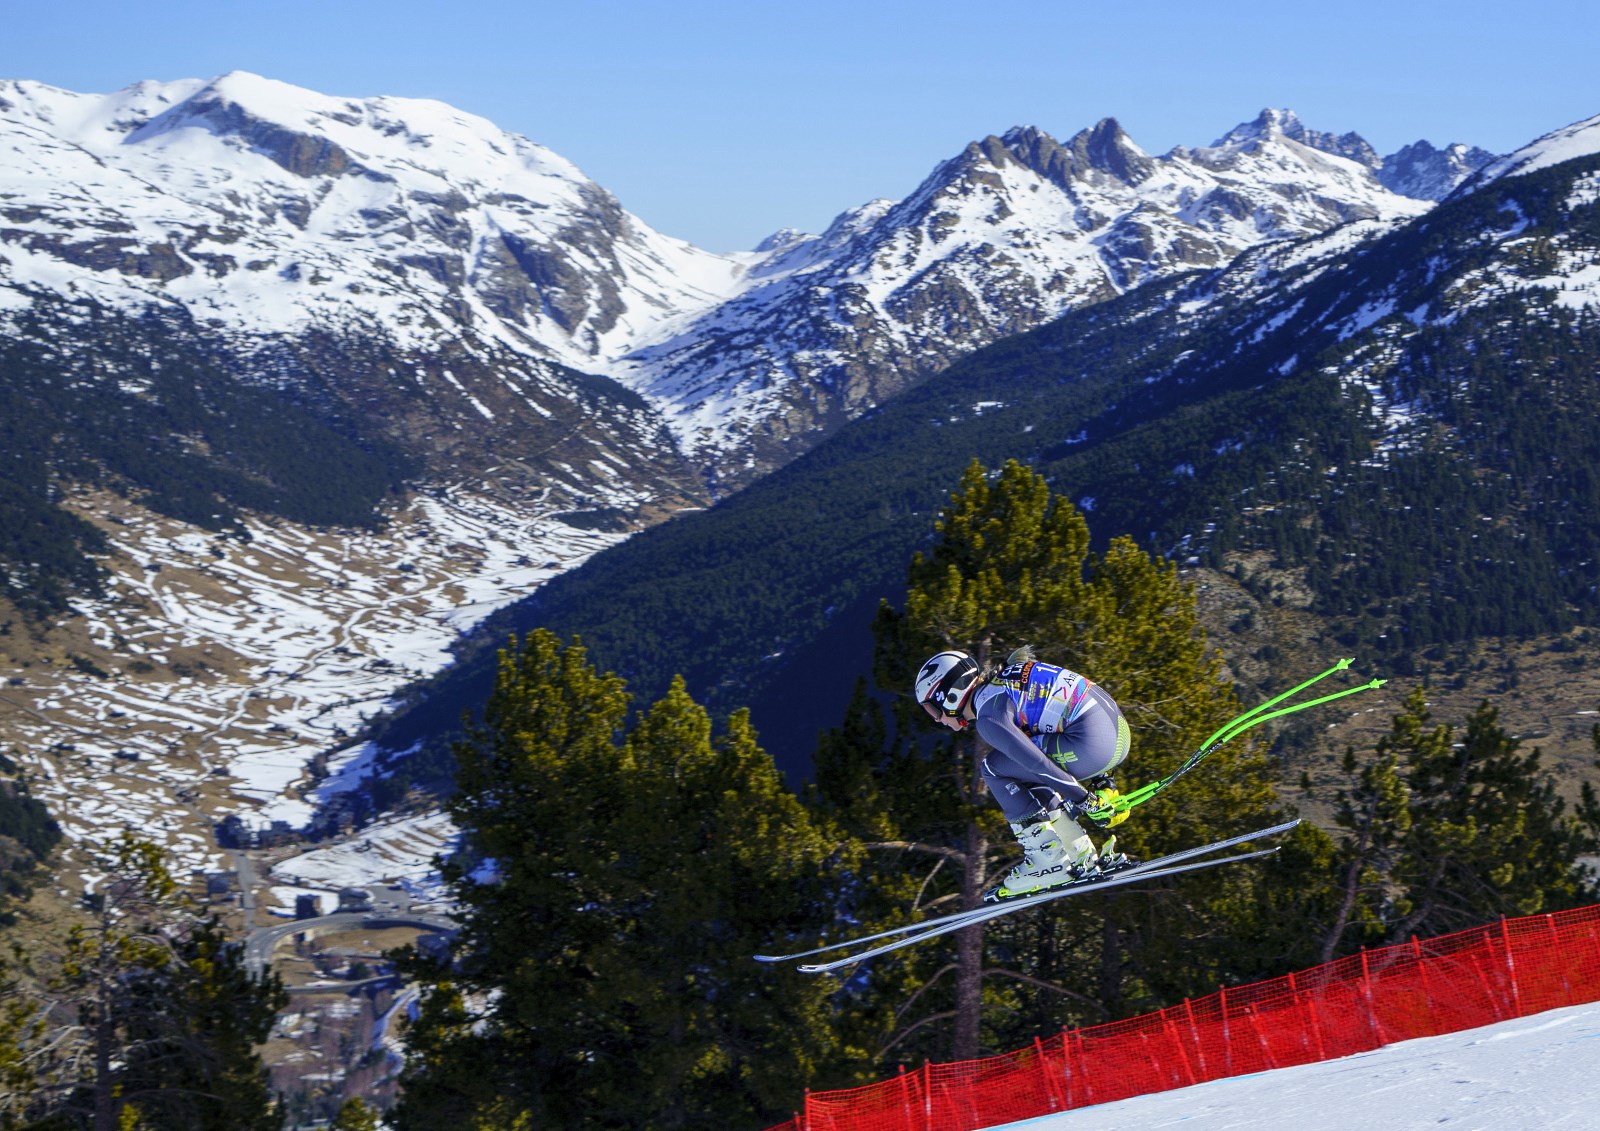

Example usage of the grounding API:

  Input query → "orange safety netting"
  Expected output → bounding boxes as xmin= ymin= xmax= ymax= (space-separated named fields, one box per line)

xmin=766 ymin=904 xmax=1600 ymax=1131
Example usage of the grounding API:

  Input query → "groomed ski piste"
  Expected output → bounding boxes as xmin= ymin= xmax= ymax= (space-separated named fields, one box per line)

xmin=984 ymin=1000 xmax=1600 ymax=1131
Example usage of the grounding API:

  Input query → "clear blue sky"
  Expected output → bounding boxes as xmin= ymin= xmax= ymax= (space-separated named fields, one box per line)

xmin=7 ymin=0 xmax=1598 ymax=251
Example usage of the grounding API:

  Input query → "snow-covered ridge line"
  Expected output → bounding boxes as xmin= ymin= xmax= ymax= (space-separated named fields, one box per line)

xmin=1462 ymin=111 xmax=1600 ymax=191
xmin=0 ymin=72 xmax=1508 ymax=478
xmin=0 ymin=71 xmax=756 ymax=372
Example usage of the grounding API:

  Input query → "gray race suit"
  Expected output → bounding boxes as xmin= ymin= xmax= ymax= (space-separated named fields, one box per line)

xmin=971 ymin=661 xmax=1131 ymax=823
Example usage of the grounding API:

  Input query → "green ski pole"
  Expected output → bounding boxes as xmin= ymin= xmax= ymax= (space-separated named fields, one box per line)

xmin=1087 ymin=660 xmax=1385 ymax=821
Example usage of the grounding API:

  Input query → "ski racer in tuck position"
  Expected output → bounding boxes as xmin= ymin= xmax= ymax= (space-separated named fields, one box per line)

xmin=915 ymin=646 xmax=1132 ymax=903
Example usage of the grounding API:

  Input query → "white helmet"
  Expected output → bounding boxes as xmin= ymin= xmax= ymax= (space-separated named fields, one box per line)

xmin=915 ymin=651 xmax=980 ymax=717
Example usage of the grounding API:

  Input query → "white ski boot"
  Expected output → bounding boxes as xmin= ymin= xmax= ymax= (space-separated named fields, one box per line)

xmin=983 ymin=806 xmax=1101 ymax=903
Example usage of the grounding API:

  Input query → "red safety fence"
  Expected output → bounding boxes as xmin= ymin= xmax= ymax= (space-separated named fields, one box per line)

xmin=766 ymin=904 xmax=1600 ymax=1131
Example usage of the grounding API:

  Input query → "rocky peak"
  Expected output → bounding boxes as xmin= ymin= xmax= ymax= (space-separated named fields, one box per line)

xmin=752 ymin=227 xmax=812 ymax=254
xmin=995 ymin=119 xmax=1156 ymax=190
xmin=1217 ymin=108 xmax=1381 ymax=168
xmin=1379 ymin=139 xmax=1498 ymax=200
xmin=130 ymin=82 xmax=356 ymax=179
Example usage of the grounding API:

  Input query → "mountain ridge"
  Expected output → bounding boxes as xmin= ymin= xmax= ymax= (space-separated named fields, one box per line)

xmin=3 ymin=74 xmax=1490 ymax=488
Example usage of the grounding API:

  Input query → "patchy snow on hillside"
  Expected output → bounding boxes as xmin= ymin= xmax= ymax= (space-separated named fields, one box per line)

xmin=990 ymin=1000 xmax=1600 ymax=1131
xmin=4 ymin=485 xmax=633 ymax=885
xmin=271 ymin=810 xmax=456 ymax=908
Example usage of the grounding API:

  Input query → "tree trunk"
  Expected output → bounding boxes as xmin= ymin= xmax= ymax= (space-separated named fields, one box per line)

xmin=1322 ymin=801 xmax=1376 ymax=963
xmin=93 ymin=1013 xmax=116 ymax=1131
xmin=952 ymin=816 xmax=987 ymax=1060
xmin=93 ymin=924 xmax=118 ymax=1131
xmin=1099 ymin=909 xmax=1123 ymax=1018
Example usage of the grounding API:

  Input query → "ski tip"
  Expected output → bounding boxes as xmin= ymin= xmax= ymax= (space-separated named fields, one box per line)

xmin=1368 ymin=678 xmax=1387 ymax=689
xmin=1335 ymin=657 xmax=1353 ymax=670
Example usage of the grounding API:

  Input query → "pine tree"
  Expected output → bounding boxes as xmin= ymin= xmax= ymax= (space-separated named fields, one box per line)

xmin=329 ymin=1097 xmax=381 ymax=1131
xmin=827 ymin=459 xmax=1283 ymax=1061
xmin=17 ymin=836 xmax=284 ymax=1131
xmin=1319 ymin=734 xmax=1414 ymax=962
xmin=0 ymin=946 xmax=45 ymax=1128
xmin=394 ymin=632 xmax=865 ymax=1130
xmin=1391 ymin=698 xmax=1597 ymax=938
xmin=114 ymin=919 xmax=285 ymax=1131
xmin=862 ymin=459 xmax=1092 ymax=1060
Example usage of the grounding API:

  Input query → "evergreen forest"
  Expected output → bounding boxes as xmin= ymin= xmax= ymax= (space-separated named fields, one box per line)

xmin=0 ymin=296 xmax=415 ymax=615
xmin=385 ymin=461 xmax=1600 ymax=1130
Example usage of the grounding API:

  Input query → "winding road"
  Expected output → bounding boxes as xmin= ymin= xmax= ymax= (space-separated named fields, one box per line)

xmin=244 ymin=910 xmax=457 ymax=978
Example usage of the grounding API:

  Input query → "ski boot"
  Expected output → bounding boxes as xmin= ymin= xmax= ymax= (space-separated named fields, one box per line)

xmin=1083 ymin=773 xmax=1129 ymax=828
xmin=983 ymin=806 xmax=1100 ymax=903
xmin=1094 ymin=833 xmax=1135 ymax=874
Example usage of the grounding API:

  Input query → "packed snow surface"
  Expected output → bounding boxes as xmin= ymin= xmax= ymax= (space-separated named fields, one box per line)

xmin=988 ymin=1001 xmax=1600 ymax=1131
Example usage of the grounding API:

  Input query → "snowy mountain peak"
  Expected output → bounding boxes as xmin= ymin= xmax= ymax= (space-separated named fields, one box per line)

xmin=1380 ymin=139 xmax=1498 ymax=200
xmin=0 ymin=72 xmax=752 ymax=371
xmin=1215 ymin=108 xmax=1380 ymax=168
xmin=1215 ymin=107 xmax=1310 ymax=145
xmin=752 ymin=227 xmax=811 ymax=253
xmin=994 ymin=119 xmax=1157 ymax=188
xmin=615 ymin=110 xmax=1444 ymax=477
xmin=118 ymin=70 xmax=592 ymax=187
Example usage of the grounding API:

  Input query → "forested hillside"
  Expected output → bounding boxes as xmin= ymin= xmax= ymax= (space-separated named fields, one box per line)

xmin=0 ymin=289 xmax=711 ymax=619
xmin=0 ymin=753 xmax=60 ymax=920
xmin=369 ymin=149 xmax=1600 ymax=782
xmin=0 ymin=296 xmax=414 ymax=614
xmin=385 ymin=469 xmax=1598 ymax=1125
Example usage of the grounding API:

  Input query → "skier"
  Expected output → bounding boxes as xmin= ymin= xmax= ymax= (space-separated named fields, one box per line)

xmin=914 ymin=647 xmax=1132 ymax=902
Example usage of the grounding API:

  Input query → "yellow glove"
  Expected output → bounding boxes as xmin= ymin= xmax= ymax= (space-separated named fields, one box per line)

xmin=1088 ymin=787 xmax=1129 ymax=827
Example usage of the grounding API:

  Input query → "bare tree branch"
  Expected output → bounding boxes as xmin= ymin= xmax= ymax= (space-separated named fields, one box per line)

xmin=982 ymin=966 xmax=1110 ymax=1017
xmin=876 ymin=1009 xmax=960 ymax=1064
xmin=863 ymin=840 xmax=971 ymax=864
xmin=892 ymin=963 xmax=956 ymax=1029
xmin=911 ymin=857 xmax=947 ymax=913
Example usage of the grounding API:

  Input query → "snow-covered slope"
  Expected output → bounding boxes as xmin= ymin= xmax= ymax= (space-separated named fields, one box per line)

xmin=0 ymin=72 xmax=749 ymax=367
xmin=988 ymin=1000 xmax=1600 ymax=1130
xmin=1 ymin=74 xmax=1491 ymax=484
xmin=1462 ymin=111 xmax=1600 ymax=191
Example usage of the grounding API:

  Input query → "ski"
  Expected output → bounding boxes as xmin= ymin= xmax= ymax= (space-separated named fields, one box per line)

xmin=796 ymin=846 xmax=1282 ymax=973
xmin=754 ymin=817 xmax=1300 ymax=966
